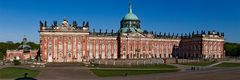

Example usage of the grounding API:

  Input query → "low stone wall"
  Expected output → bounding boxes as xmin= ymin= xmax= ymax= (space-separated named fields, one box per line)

xmin=92 ymin=58 xmax=202 ymax=65
xmin=45 ymin=62 xmax=85 ymax=67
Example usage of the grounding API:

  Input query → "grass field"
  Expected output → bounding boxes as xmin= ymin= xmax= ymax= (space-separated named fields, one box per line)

xmin=179 ymin=61 xmax=217 ymax=66
xmin=214 ymin=62 xmax=240 ymax=67
xmin=0 ymin=67 xmax=39 ymax=79
xmin=90 ymin=64 xmax=179 ymax=77
xmin=91 ymin=69 xmax=179 ymax=77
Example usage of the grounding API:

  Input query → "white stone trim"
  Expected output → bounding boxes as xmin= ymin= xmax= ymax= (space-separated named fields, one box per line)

xmin=40 ymin=32 xmax=89 ymax=35
xmin=121 ymin=38 xmax=181 ymax=42
xmin=202 ymin=38 xmax=224 ymax=41
xmin=89 ymin=37 xmax=117 ymax=40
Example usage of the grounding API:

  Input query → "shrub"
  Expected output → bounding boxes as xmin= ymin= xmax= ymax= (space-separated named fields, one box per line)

xmin=13 ymin=60 xmax=21 ymax=65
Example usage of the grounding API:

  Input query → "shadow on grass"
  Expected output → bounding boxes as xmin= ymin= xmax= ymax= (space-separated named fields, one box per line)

xmin=15 ymin=73 xmax=37 ymax=80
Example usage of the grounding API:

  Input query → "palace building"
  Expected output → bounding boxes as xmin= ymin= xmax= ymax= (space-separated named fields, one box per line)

xmin=39 ymin=1 xmax=224 ymax=63
xmin=6 ymin=37 xmax=38 ymax=62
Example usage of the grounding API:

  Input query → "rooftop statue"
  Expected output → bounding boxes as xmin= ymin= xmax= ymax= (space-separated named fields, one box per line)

xmin=62 ymin=18 xmax=68 ymax=28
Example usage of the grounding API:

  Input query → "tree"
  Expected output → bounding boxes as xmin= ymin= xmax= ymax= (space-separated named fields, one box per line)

xmin=13 ymin=59 xmax=21 ymax=65
xmin=27 ymin=42 xmax=40 ymax=49
xmin=224 ymin=42 xmax=240 ymax=57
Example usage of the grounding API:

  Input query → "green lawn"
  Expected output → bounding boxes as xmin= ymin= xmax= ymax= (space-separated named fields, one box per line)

xmin=91 ymin=69 xmax=179 ymax=77
xmin=214 ymin=63 xmax=240 ymax=67
xmin=179 ymin=61 xmax=217 ymax=66
xmin=0 ymin=67 xmax=40 ymax=79
xmin=90 ymin=64 xmax=179 ymax=77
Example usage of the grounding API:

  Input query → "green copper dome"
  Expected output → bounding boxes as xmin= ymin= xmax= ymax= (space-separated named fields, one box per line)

xmin=123 ymin=0 xmax=139 ymax=20
xmin=123 ymin=13 xmax=139 ymax=20
xmin=120 ymin=0 xmax=143 ymax=33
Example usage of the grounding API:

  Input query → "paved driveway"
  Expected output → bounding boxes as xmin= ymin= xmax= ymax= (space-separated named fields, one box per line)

xmin=36 ymin=67 xmax=97 ymax=80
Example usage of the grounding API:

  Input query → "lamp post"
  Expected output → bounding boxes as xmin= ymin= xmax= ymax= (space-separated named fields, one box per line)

xmin=38 ymin=56 xmax=41 ymax=63
xmin=3 ymin=55 xmax=5 ymax=65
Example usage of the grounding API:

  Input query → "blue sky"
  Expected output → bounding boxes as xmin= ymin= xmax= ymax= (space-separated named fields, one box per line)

xmin=0 ymin=0 xmax=239 ymax=43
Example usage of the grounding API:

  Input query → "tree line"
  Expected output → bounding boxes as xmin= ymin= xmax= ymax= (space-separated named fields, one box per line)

xmin=224 ymin=42 xmax=240 ymax=57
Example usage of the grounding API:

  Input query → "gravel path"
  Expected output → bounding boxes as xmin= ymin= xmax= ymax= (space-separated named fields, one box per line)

xmin=36 ymin=67 xmax=97 ymax=80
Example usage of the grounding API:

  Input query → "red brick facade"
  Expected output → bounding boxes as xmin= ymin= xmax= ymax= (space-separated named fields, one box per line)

xmin=6 ymin=50 xmax=38 ymax=62
xmin=40 ymin=21 xmax=224 ymax=63
xmin=174 ymin=32 xmax=224 ymax=59
xmin=39 ymin=2 xmax=224 ymax=63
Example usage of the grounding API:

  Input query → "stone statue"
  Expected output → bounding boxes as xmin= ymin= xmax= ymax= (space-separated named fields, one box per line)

xmin=73 ymin=21 xmax=78 ymax=28
xmin=53 ymin=21 xmax=57 ymax=27
xmin=85 ymin=22 xmax=89 ymax=27
xmin=40 ymin=21 xmax=43 ymax=27
xmin=82 ymin=21 xmax=85 ymax=26
xmin=62 ymin=19 xmax=68 ymax=27
xmin=44 ymin=21 xmax=47 ymax=27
